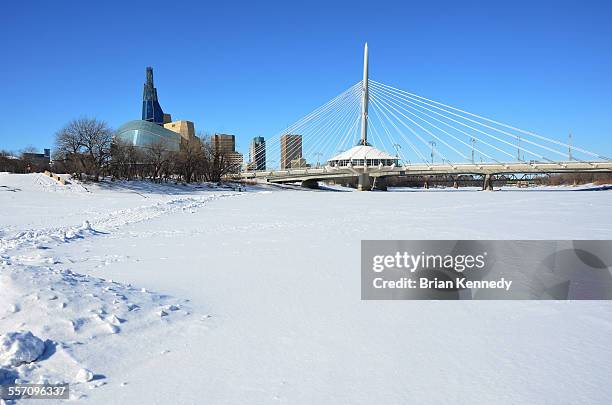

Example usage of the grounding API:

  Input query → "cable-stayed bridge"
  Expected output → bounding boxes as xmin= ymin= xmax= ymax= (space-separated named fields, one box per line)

xmin=240 ymin=43 xmax=612 ymax=190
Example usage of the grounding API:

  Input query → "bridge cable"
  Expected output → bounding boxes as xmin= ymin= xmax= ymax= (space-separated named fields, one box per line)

xmin=371 ymin=93 xmax=457 ymax=166
xmin=371 ymin=89 xmax=470 ymax=163
xmin=371 ymin=80 xmax=611 ymax=161
xmin=369 ymin=97 xmax=431 ymax=165
xmin=260 ymin=83 xmax=361 ymax=169
xmin=261 ymin=84 xmax=360 ymax=164
xmin=303 ymin=94 xmax=363 ymax=165
xmin=370 ymin=82 xmax=554 ymax=163
xmin=369 ymin=98 xmax=417 ymax=165
xmin=277 ymin=86 xmax=361 ymax=170
xmin=370 ymin=86 xmax=501 ymax=163
xmin=370 ymin=81 xmax=574 ymax=161
xmin=252 ymin=82 xmax=361 ymax=165
xmin=370 ymin=85 xmax=515 ymax=161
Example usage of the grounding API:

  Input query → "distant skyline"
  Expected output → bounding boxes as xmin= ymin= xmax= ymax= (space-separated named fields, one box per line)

xmin=1 ymin=0 xmax=611 ymax=157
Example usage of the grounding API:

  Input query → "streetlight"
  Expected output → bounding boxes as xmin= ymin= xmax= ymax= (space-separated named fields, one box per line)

xmin=429 ymin=141 xmax=436 ymax=165
xmin=470 ymin=138 xmax=476 ymax=164
xmin=392 ymin=143 xmax=401 ymax=158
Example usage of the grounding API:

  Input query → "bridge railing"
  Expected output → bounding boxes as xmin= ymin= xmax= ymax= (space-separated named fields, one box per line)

xmin=239 ymin=160 xmax=612 ymax=180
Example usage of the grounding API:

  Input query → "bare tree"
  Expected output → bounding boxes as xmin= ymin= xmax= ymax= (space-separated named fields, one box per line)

xmin=200 ymin=134 xmax=238 ymax=182
xmin=51 ymin=123 xmax=244 ymax=184
xmin=54 ymin=118 xmax=113 ymax=181
xmin=0 ymin=150 xmax=26 ymax=173
xmin=20 ymin=145 xmax=38 ymax=154
xmin=145 ymin=140 xmax=171 ymax=183
xmin=20 ymin=146 xmax=49 ymax=172
xmin=78 ymin=119 xmax=113 ymax=181
xmin=55 ymin=122 xmax=85 ymax=178
xmin=176 ymin=138 xmax=204 ymax=183
xmin=542 ymin=172 xmax=612 ymax=186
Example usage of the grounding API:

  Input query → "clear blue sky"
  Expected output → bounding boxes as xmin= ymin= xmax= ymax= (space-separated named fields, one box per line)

xmin=1 ymin=0 xmax=611 ymax=157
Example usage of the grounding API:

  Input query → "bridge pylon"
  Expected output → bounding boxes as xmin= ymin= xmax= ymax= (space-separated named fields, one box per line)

xmin=358 ymin=42 xmax=369 ymax=146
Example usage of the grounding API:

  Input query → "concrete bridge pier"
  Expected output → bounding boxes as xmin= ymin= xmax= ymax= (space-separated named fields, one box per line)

xmin=482 ymin=174 xmax=494 ymax=191
xmin=372 ymin=176 xmax=387 ymax=191
xmin=357 ymin=173 xmax=372 ymax=191
xmin=301 ymin=179 xmax=320 ymax=189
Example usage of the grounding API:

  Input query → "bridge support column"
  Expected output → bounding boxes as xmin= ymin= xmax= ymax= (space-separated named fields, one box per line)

xmin=482 ymin=174 xmax=493 ymax=191
xmin=453 ymin=180 xmax=458 ymax=189
xmin=301 ymin=179 xmax=320 ymax=189
xmin=424 ymin=181 xmax=429 ymax=189
xmin=372 ymin=177 xmax=387 ymax=191
xmin=357 ymin=173 xmax=371 ymax=191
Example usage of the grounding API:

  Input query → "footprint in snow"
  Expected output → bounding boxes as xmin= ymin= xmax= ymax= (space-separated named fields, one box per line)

xmin=106 ymin=315 xmax=124 ymax=326
xmin=70 ymin=318 xmax=87 ymax=332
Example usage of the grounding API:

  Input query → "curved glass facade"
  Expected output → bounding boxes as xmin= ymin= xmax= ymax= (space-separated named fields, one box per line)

xmin=115 ymin=120 xmax=181 ymax=152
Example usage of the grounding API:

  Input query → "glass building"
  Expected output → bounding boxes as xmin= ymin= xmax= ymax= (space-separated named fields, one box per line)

xmin=115 ymin=120 xmax=181 ymax=152
xmin=142 ymin=67 xmax=165 ymax=124
xmin=249 ymin=136 xmax=266 ymax=170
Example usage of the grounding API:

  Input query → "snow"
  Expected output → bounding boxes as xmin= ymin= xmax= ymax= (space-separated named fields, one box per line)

xmin=75 ymin=368 xmax=94 ymax=383
xmin=1 ymin=173 xmax=612 ymax=404
xmin=0 ymin=331 xmax=45 ymax=367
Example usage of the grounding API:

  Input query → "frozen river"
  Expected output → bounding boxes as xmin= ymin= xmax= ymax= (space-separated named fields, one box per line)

xmin=1 ymin=173 xmax=611 ymax=404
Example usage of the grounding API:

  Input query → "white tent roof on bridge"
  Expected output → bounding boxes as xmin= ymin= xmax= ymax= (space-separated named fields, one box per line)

xmin=328 ymin=145 xmax=398 ymax=164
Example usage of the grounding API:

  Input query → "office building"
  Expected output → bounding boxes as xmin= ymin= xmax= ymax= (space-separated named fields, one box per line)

xmin=225 ymin=151 xmax=244 ymax=168
xmin=211 ymin=134 xmax=236 ymax=154
xmin=280 ymin=134 xmax=302 ymax=169
xmin=290 ymin=157 xmax=309 ymax=168
xmin=210 ymin=133 xmax=243 ymax=168
xmin=249 ymin=136 xmax=266 ymax=170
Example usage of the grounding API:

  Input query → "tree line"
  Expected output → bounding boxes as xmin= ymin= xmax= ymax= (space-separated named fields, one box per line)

xmin=0 ymin=146 xmax=49 ymax=173
xmin=49 ymin=117 xmax=239 ymax=183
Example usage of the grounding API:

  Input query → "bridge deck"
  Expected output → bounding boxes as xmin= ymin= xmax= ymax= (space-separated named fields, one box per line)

xmin=239 ymin=161 xmax=612 ymax=183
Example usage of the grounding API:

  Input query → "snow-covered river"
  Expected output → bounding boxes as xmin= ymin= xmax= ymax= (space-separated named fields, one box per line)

xmin=1 ymin=173 xmax=611 ymax=404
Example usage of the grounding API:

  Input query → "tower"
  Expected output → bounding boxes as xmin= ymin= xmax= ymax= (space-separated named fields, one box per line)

xmin=250 ymin=136 xmax=266 ymax=170
xmin=280 ymin=134 xmax=302 ymax=169
xmin=358 ymin=42 xmax=369 ymax=146
xmin=142 ymin=67 xmax=165 ymax=125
